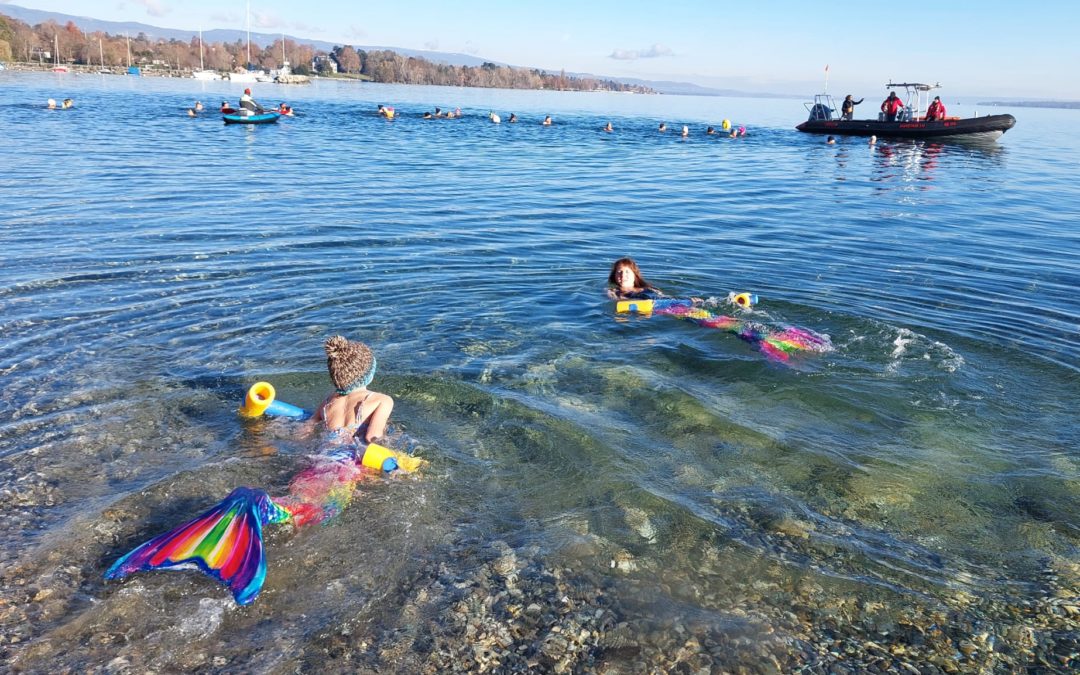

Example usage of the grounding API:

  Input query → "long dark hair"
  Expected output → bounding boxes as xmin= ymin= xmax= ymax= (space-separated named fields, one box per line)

xmin=607 ymin=257 xmax=653 ymax=290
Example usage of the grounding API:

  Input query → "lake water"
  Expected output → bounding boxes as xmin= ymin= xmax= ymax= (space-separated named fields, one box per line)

xmin=1 ymin=72 xmax=1078 ymax=672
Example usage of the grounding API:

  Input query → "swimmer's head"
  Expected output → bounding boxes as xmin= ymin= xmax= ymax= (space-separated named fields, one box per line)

xmin=325 ymin=335 xmax=377 ymax=395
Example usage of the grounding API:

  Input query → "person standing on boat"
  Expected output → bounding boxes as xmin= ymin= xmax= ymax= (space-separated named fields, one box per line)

xmin=841 ymin=94 xmax=864 ymax=120
xmin=925 ymin=96 xmax=947 ymax=121
xmin=239 ymin=88 xmax=263 ymax=116
xmin=881 ymin=91 xmax=904 ymax=122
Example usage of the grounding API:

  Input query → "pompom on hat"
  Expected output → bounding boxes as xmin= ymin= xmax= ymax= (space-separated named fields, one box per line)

xmin=324 ymin=335 xmax=376 ymax=395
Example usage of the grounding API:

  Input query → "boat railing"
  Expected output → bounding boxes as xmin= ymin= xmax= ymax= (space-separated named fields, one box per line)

xmin=804 ymin=93 xmax=838 ymax=121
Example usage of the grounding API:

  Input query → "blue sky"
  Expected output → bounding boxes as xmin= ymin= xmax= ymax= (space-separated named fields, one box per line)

xmin=6 ymin=0 xmax=1078 ymax=97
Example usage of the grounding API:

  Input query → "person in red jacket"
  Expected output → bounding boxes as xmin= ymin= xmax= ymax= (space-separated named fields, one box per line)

xmin=925 ymin=96 xmax=947 ymax=121
xmin=881 ymin=91 xmax=904 ymax=122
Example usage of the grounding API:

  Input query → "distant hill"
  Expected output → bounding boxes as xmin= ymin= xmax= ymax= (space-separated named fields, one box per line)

xmin=0 ymin=3 xmax=494 ymax=67
xmin=595 ymin=76 xmax=800 ymax=98
xmin=978 ymin=100 xmax=1080 ymax=110
xmin=0 ymin=3 xmax=789 ymax=97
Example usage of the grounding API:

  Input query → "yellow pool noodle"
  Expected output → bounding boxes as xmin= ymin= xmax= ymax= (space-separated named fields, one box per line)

xmin=239 ymin=381 xmax=276 ymax=417
xmin=360 ymin=443 xmax=427 ymax=473
xmin=616 ymin=299 xmax=655 ymax=314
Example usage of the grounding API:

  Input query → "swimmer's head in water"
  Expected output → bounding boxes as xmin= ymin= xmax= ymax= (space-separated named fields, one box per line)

xmin=608 ymin=257 xmax=650 ymax=291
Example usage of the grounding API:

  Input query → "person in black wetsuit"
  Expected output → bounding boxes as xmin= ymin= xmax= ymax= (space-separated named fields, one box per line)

xmin=840 ymin=94 xmax=863 ymax=120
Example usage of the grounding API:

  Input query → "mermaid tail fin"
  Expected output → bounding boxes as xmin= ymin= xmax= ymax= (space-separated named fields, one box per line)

xmin=105 ymin=486 xmax=292 ymax=605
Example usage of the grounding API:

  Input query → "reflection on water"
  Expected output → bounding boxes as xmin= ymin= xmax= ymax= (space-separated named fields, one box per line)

xmin=1 ymin=73 xmax=1078 ymax=672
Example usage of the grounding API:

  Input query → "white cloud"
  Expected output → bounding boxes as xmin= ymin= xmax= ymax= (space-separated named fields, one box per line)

xmin=251 ymin=10 xmax=283 ymax=29
xmin=132 ymin=0 xmax=171 ymax=18
xmin=113 ymin=0 xmax=170 ymax=17
xmin=609 ymin=44 xmax=673 ymax=61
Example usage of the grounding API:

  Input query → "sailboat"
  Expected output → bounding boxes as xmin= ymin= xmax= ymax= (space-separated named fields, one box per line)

xmin=228 ymin=1 xmax=265 ymax=82
xmin=51 ymin=34 xmax=69 ymax=73
xmin=192 ymin=30 xmax=220 ymax=80
xmin=126 ymin=33 xmax=141 ymax=75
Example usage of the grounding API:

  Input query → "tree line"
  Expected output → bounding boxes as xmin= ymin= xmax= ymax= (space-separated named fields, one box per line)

xmin=0 ymin=12 xmax=652 ymax=93
xmin=330 ymin=46 xmax=651 ymax=93
xmin=0 ymin=14 xmax=315 ymax=73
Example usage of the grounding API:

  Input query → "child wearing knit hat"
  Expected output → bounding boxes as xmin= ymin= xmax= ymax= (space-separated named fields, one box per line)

xmin=312 ymin=336 xmax=394 ymax=444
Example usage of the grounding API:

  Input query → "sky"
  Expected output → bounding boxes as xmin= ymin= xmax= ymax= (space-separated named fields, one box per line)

xmin=5 ymin=0 xmax=1079 ymax=98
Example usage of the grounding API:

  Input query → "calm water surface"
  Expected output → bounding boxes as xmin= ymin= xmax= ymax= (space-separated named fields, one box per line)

xmin=1 ymin=73 xmax=1078 ymax=672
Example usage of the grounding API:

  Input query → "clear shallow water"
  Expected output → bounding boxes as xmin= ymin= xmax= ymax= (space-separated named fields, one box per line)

xmin=1 ymin=72 xmax=1078 ymax=672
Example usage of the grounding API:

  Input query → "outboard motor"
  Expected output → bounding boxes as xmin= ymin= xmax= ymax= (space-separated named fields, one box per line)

xmin=808 ymin=103 xmax=833 ymax=121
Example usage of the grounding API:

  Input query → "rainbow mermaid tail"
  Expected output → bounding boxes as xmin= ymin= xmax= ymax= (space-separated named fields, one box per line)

xmin=105 ymin=486 xmax=292 ymax=605
xmin=106 ymin=381 xmax=429 ymax=605
xmin=106 ymin=438 xmax=426 ymax=604
xmin=617 ymin=298 xmax=832 ymax=362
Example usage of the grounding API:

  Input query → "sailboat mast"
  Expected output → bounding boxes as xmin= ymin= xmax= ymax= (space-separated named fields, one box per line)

xmin=245 ymin=0 xmax=251 ymax=70
xmin=126 ymin=33 xmax=131 ymax=68
xmin=199 ymin=29 xmax=205 ymax=70
xmin=54 ymin=34 xmax=59 ymax=65
xmin=99 ymin=38 xmax=104 ymax=68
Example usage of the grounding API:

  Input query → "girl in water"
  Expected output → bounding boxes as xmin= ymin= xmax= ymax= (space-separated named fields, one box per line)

xmin=311 ymin=335 xmax=394 ymax=444
xmin=607 ymin=257 xmax=664 ymax=300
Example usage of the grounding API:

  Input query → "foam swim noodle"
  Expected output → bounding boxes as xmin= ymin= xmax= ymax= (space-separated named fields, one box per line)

xmin=239 ymin=381 xmax=309 ymax=419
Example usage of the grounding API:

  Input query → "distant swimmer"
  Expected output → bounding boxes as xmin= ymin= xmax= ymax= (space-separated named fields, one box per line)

xmin=194 ymin=101 xmax=205 ymax=112
xmin=737 ymin=126 xmax=746 ymax=137
xmin=423 ymin=112 xmax=433 ymax=119
xmin=508 ymin=113 xmax=517 ymax=123
xmin=489 ymin=112 xmax=501 ymax=124
xmin=681 ymin=125 xmax=689 ymax=137
xmin=188 ymin=108 xmax=196 ymax=117
xmin=62 ymin=98 xmax=74 ymax=109
xmin=869 ymin=135 xmax=877 ymax=145
xmin=434 ymin=107 xmax=443 ymax=118
xmin=445 ymin=110 xmax=456 ymax=118
xmin=278 ymin=103 xmax=294 ymax=116
xmin=826 ymin=135 xmax=836 ymax=144
xmin=47 ymin=98 xmax=57 ymax=109
xmin=706 ymin=126 xmax=715 ymax=135
xmin=220 ymin=100 xmax=236 ymax=114
xmin=603 ymin=121 xmax=613 ymax=132
xmin=658 ymin=122 xmax=667 ymax=132
xmin=542 ymin=115 xmax=552 ymax=126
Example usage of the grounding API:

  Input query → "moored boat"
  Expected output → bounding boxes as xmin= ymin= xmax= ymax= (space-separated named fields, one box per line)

xmin=223 ymin=112 xmax=280 ymax=124
xmin=796 ymin=82 xmax=1016 ymax=142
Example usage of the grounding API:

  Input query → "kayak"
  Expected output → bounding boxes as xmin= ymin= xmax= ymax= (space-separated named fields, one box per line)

xmin=223 ymin=112 xmax=280 ymax=125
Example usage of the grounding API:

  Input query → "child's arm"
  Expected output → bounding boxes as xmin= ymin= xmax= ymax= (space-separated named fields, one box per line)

xmin=358 ymin=392 xmax=394 ymax=444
